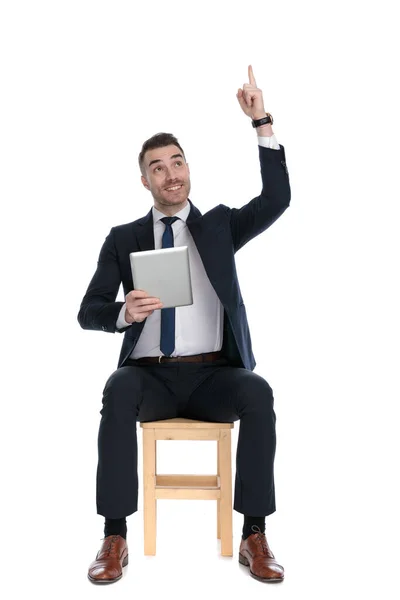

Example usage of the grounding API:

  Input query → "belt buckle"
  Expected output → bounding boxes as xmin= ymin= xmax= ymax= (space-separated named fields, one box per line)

xmin=159 ymin=355 xmax=163 ymax=364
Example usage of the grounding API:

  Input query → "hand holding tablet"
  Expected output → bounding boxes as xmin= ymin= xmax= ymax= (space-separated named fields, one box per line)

xmin=124 ymin=289 xmax=163 ymax=324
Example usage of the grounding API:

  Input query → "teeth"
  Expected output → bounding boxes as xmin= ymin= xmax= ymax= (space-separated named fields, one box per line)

xmin=166 ymin=185 xmax=182 ymax=191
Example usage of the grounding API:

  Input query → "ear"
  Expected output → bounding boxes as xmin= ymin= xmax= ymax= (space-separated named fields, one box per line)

xmin=141 ymin=175 xmax=150 ymax=191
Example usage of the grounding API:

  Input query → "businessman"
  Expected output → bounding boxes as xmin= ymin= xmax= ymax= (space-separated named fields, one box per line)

xmin=78 ymin=65 xmax=291 ymax=584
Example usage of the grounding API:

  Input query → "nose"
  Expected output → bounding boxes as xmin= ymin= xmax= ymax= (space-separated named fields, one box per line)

xmin=166 ymin=176 xmax=181 ymax=186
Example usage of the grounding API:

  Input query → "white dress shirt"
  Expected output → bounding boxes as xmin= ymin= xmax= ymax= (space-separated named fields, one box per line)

xmin=116 ymin=133 xmax=281 ymax=359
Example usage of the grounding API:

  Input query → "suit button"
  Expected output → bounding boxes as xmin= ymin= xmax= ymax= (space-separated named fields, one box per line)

xmin=281 ymin=160 xmax=288 ymax=174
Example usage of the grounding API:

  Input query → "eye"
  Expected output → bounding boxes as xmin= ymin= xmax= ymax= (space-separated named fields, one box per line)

xmin=154 ymin=161 xmax=182 ymax=173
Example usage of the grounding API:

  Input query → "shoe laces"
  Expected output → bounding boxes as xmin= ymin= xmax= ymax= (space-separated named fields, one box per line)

xmin=251 ymin=525 xmax=270 ymax=556
xmin=100 ymin=534 xmax=121 ymax=557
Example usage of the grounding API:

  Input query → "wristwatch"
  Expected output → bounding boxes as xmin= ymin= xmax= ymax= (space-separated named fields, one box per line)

xmin=252 ymin=113 xmax=273 ymax=128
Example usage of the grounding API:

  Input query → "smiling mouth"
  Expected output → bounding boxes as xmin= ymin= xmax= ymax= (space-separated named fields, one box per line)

xmin=165 ymin=185 xmax=183 ymax=192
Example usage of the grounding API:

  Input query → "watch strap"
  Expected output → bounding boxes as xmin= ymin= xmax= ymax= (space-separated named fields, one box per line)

xmin=252 ymin=113 xmax=273 ymax=128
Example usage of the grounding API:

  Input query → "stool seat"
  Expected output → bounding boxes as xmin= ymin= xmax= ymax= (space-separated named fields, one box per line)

xmin=141 ymin=418 xmax=234 ymax=428
xmin=140 ymin=418 xmax=234 ymax=556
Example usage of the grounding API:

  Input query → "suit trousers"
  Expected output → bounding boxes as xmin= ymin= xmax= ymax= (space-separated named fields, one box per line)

xmin=96 ymin=355 xmax=277 ymax=518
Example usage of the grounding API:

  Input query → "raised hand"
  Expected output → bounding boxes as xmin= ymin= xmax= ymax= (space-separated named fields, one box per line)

xmin=236 ymin=65 xmax=267 ymax=120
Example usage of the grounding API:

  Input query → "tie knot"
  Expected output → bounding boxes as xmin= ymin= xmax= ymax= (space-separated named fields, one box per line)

xmin=161 ymin=216 xmax=180 ymax=226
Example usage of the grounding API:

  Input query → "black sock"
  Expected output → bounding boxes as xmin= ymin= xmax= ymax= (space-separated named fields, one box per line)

xmin=104 ymin=517 xmax=127 ymax=540
xmin=242 ymin=515 xmax=265 ymax=540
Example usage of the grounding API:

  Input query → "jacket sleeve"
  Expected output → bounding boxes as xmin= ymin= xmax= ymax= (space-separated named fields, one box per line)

xmin=221 ymin=144 xmax=291 ymax=253
xmin=77 ymin=227 xmax=128 ymax=333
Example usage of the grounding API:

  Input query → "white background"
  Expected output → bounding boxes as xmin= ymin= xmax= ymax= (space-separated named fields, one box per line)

xmin=1 ymin=0 xmax=399 ymax=597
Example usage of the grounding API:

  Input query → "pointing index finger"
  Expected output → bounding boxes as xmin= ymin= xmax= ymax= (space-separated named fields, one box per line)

xmin=248 ymin=64 xmax=257 ymax=87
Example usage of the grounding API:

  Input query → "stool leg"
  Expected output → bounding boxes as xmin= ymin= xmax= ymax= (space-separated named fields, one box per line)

xmin=219 ymin=429 xmax=233 ymax=556
xmin=143 ymin=429 xmax=157 ymax=555
xmin=217 ymin=440 xmax=221 ymax=539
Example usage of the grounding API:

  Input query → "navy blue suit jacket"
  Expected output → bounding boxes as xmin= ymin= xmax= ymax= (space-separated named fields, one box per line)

xmin=77 ymin=144 xmax=291 ymax=370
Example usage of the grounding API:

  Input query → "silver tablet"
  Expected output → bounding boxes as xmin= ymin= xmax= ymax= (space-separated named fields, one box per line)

xmin=129 ymin=246 xmax=193 ymax=309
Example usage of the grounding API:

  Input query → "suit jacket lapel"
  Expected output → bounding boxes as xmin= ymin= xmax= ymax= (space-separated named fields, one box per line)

xmin=134 ymin=197 xmax=203 ymax=252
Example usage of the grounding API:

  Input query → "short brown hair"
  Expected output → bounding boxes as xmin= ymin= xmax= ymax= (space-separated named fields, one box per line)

xmin=138 ymin=132 xmax=186 ymax=177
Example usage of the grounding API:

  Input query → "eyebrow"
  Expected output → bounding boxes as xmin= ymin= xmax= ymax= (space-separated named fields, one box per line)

xmin=148 ymin=153 xmax=184 ymax=168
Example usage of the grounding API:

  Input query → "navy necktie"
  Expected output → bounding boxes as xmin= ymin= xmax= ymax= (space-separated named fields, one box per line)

xmin=160 ymin=216 xmax=180 ymax=356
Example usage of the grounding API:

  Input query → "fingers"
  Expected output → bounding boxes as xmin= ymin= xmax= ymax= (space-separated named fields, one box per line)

xmin=127 ymin=290 xmax=163 ymax=307
xmin=242 ymin=84 xmax=254 ymax=107
xmin=248 ymin=64 xmax=257 ymax=87
xmin=129 ymin=289 xmax=148 ymax=298
xmin=237 ymin=88 xmax=248 ymax=110
xmin=243 ymin=77 xmax=259 ymax=108
xmin=138 ymin=297 xmax=162 ymax=307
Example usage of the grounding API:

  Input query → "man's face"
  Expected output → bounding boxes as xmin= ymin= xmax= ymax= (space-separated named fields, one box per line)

xmin=141 ymin=144 xmax=191 ymax=213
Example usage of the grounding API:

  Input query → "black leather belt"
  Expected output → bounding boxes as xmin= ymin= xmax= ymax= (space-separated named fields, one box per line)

xmin=131 ymin=351 xmax=224 ymax=364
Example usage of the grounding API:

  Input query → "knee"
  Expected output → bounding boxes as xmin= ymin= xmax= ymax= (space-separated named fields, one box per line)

xmin=238 ymin=376 xmax=274 ymax=415
xmin=101 ymin=366 xmax=142 ymax=411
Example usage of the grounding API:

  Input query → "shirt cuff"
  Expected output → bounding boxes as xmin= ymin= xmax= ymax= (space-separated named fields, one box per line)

xmin=116 ymin=302 xmax=132 ymax=330
xmin=257 ymin=133 xmax=280 ymax=150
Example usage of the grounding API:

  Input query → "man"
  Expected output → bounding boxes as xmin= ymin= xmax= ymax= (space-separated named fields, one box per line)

xmin=78 ymin=65 xmax=291 ymax=584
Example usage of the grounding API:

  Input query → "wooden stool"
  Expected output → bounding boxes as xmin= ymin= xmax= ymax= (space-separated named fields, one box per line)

xmin=140 ymin=417 xmax=234 ymax=556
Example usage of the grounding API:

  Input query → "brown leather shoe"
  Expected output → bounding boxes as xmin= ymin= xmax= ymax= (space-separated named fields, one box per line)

xmin=239 ymin=525 xmax=284 ymax=583
xmin=87 ymin=534 xmax=129 ymax=584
